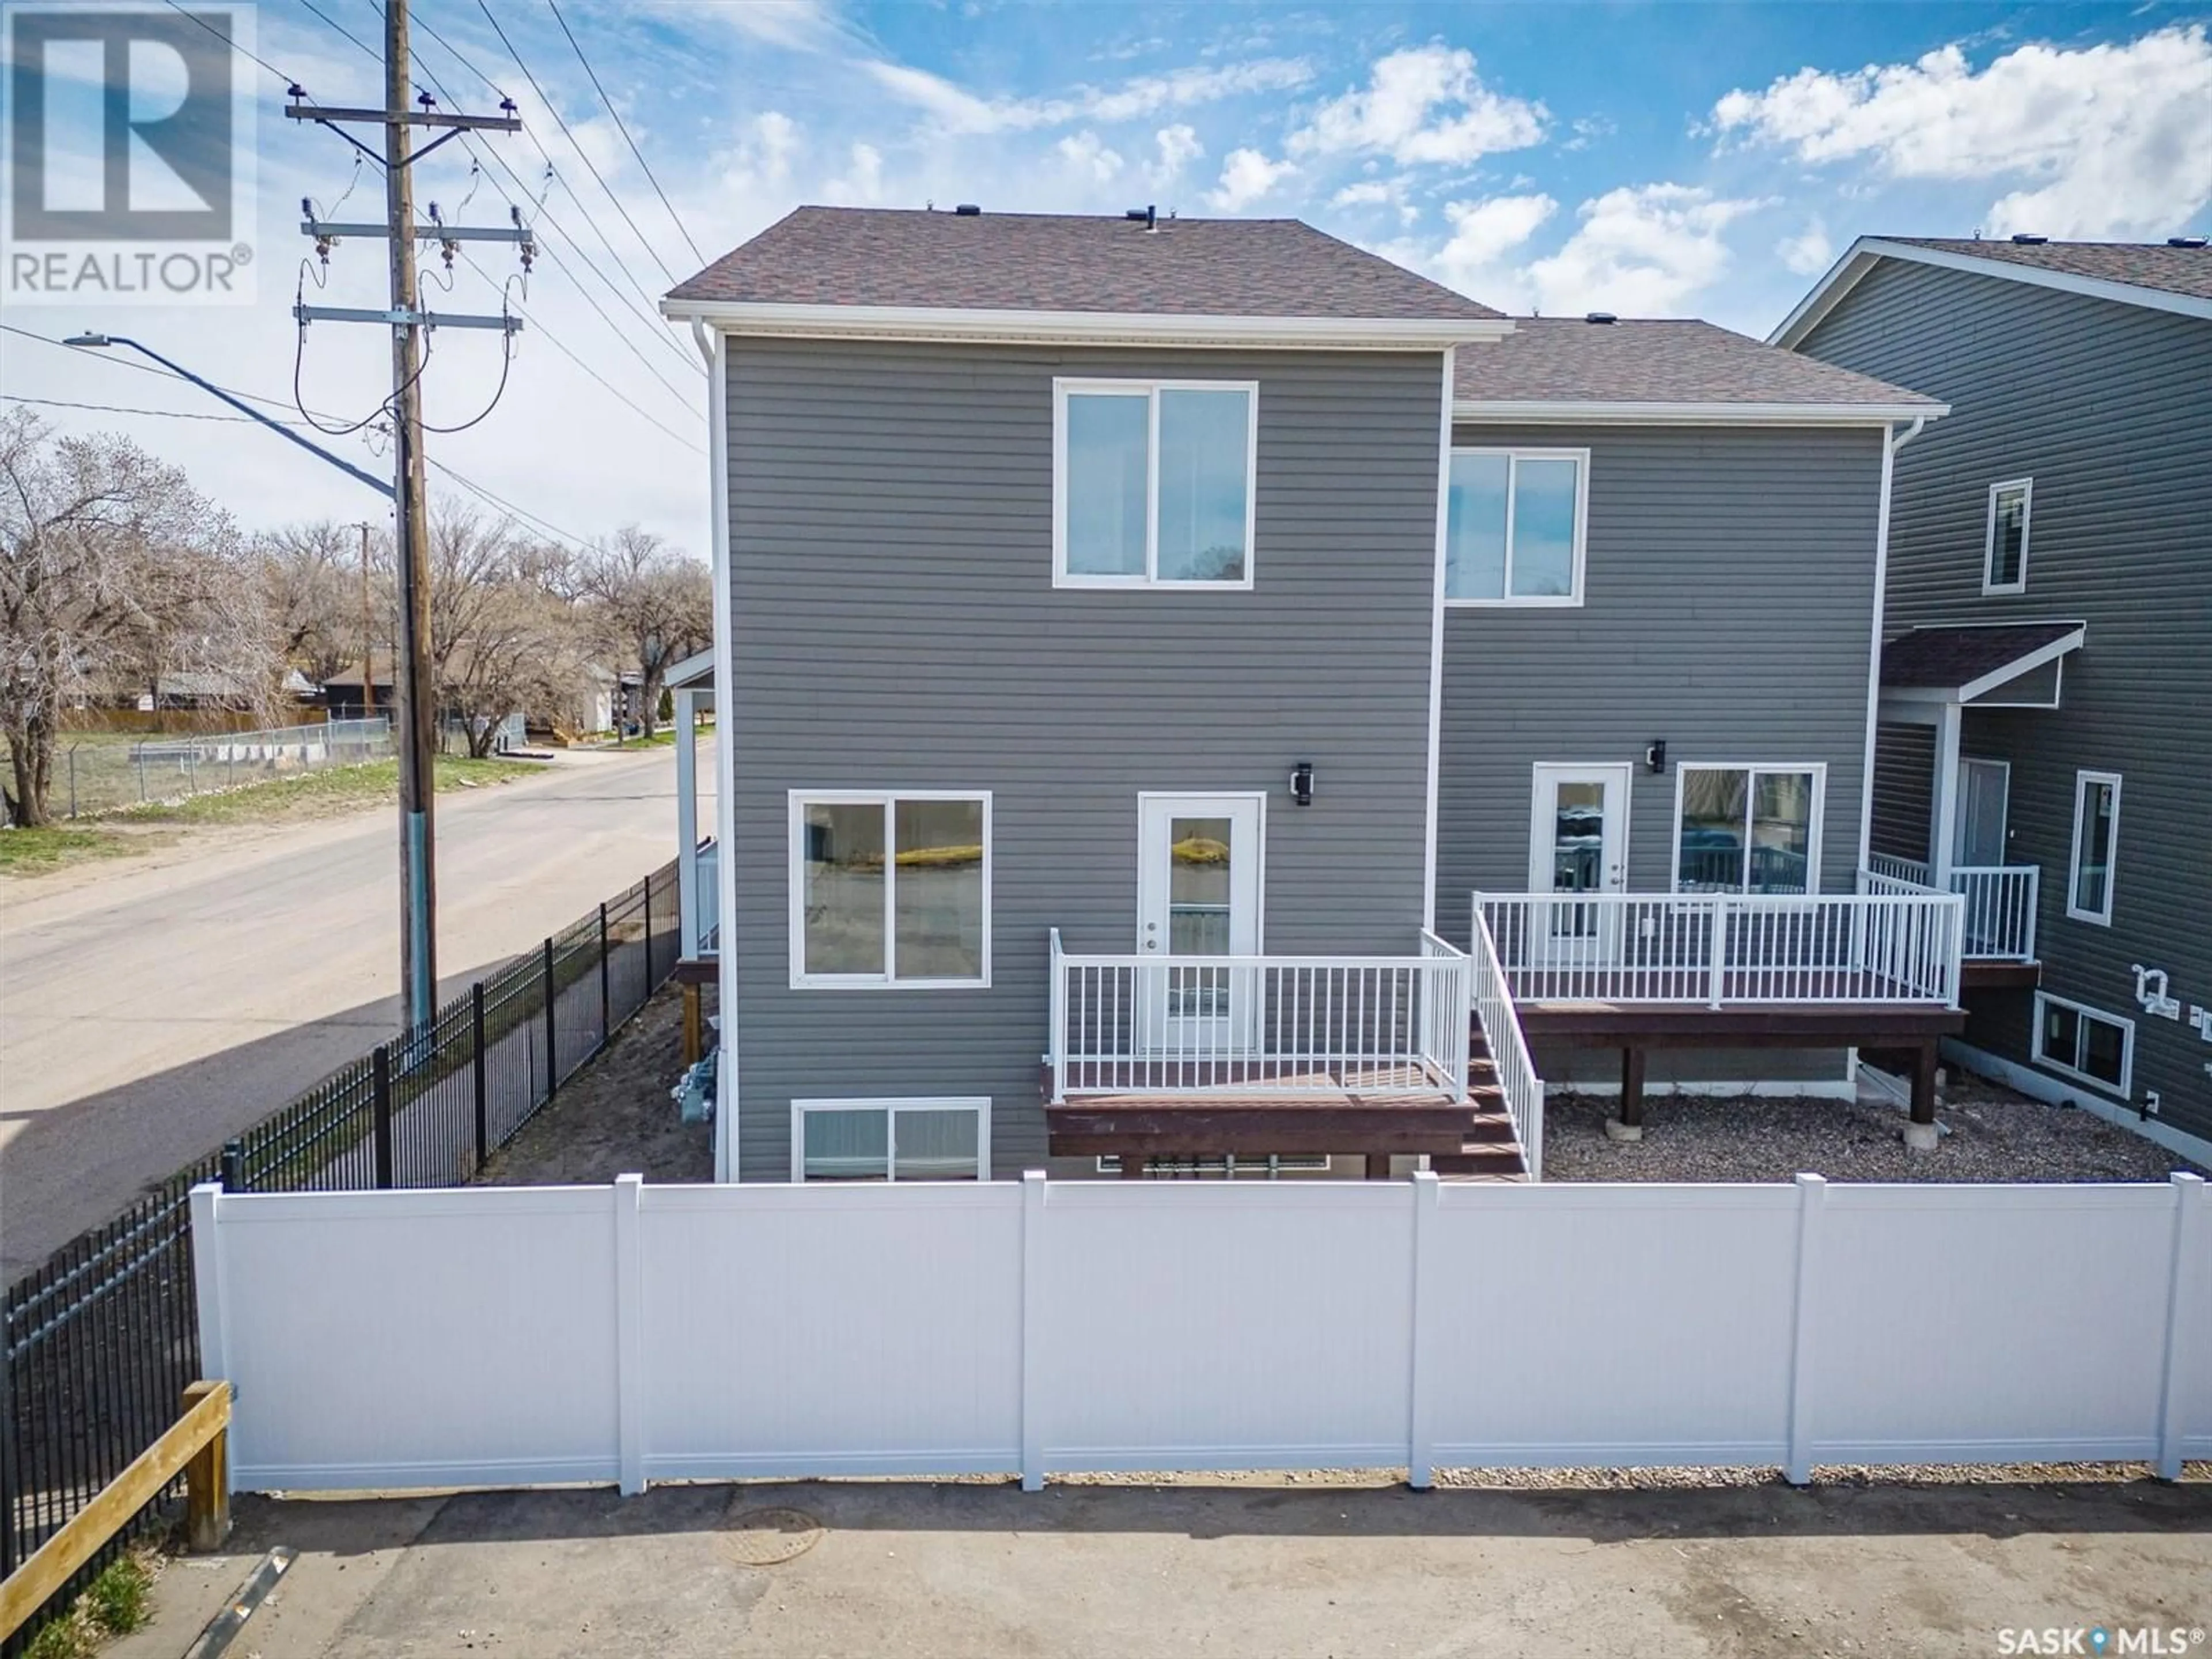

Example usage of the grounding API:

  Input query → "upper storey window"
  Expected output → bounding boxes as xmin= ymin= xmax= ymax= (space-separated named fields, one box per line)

xmin=1054 ymin=380 xmax=1257 ymax=589
xmin=1445 ymin=448 xmax=1588 ymax=605
xmin=1983 ymin=479 xmax=2032 ymax=594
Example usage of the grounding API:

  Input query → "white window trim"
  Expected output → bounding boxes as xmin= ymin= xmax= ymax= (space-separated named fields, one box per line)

xmin=790 ymin=1097 xmax=992 ymax=1183
xmin=1443 ymin=446 xmax=1591 ymax=608
xmin=2066 ymin=769 xmax=2121 ymax=926
xmin=1051 ymin=377 xmax=1259 ymax=591
xmin=2031 ymin=993 xmax=2134 ymax=1099
xmin=1668 ymin=762 xmax=1828 ymax=896
xmin=1982 ymin=478 xmax=2032 ymax=596
xmin=788 ymin=790 xmax=993 ymax=988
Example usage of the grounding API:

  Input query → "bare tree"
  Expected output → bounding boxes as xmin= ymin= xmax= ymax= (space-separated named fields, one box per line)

xmin=425 ymin=501 xmax=587 ymax=756
xmin=578 ymin=525 xmax=711 ymax=738
xmin=256 ymin=518 xmax=374 ymax=691
xmin=0 ymin=411 xmax=275 ymax=825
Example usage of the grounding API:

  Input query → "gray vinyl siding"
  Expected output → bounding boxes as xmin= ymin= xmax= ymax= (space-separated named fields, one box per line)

xmin=1871 ymin=723 xmax=1934 ymax=863
xmin=1434 ymin=423 xmax=1884 ymax=923
xmin=724 ymin=340 xmax=1444 ymax=1180
xmin=1800 ymin=259 xmax=2212 ymax=1144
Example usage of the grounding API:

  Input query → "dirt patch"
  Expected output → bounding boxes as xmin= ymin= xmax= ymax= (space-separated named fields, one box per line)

xmin=475 ymin=982 xmax=714 ymax=1185
xmin=1541 ymin=1075 xmax=2205 ymax=1184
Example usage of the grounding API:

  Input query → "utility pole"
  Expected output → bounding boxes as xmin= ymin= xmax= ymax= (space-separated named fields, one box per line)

xmin=357 ymin=520 xmax=376 ymax=719
xmin=285 ymin=5 xmax=526 ymax=1037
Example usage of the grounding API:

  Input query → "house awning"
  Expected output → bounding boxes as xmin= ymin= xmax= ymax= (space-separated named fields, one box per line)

xmin=664 ymin=647 xmax=715 ymax=693
xmin=1880 ymin=622 xmax=2085 ymax=709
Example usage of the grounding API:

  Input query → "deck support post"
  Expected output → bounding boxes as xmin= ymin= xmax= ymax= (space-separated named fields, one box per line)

xmin=1365 ymin=1153 xmax=1393 ymax=1180
xmin=681 ymin=982 xmax=703 ymax=1065
xmin=1605 ymin=1047 xmax=1647 ymax=1142
xmin=1904 ymin=1039 xmax=1941 ymax=1149
xmin=1119 ymin=1153 xmax=1147 ymax=1180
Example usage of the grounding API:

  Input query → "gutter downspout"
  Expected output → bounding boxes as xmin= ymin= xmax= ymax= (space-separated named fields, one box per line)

xmin=693 ymin=316 xmax=741 ymax=1183
xmin=1857 ymin=414 xmax=1927 ymax=875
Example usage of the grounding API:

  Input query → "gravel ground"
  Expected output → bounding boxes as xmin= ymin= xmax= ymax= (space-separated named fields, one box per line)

xmin=475 ymin=981 xmax=714 ymax=1185
xmin=1540 ymin=1075 xmax=2205 ymax=1184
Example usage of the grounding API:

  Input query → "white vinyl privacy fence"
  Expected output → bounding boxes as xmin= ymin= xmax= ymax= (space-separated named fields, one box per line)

xmin=191 ymin=1173 xmax=2209 ymax=1495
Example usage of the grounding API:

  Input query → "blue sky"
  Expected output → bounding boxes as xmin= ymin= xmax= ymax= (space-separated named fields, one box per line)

xmin=7 ymin=0 xmax=2210 ymax=547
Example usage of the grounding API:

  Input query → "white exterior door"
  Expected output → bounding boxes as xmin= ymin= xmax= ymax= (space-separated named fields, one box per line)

xmin=1528 ymin=764 xmax=1630 ymax=963
xmin=1137 ymin=794 xmax=1263 ymax=1054
xmin=1955 ymin=758 xmax=2010 ymax=869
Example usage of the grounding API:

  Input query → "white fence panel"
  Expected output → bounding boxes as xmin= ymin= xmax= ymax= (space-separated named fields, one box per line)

xmin=1036 ymin=1184 xmax=1413 ymax=1470
xmin=1427 ymin=1185 xmax=1801 ymax=1467
xmin=1806 ymin=1185 xmax=2181 ymax=1463
xmin=637 ymin=1184 xmax=1023 ymax=1480
xmin=194 ymin=1172 xmax=2210 ymax=1494
xmin=196 ymin=1187 xmax=619 ymax=1490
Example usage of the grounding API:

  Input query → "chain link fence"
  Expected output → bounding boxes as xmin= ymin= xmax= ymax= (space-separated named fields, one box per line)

xmin=35 ymin=719 xmax=395 ymax=819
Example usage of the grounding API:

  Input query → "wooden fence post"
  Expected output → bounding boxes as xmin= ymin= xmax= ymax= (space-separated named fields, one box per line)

xmin=182 ymin=1382 xmax=230 ymax=1551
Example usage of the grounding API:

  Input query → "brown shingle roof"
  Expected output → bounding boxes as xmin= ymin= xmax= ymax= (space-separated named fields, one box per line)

xmin=1881 ymin=623 xmax=2084 ymax=691
xmin=666 ymin=206 xmax=1501 ymax=321
xmin=1883 ymin=237 xmax=2212 ymax=302
xmin=1456 ymin=317 xmax=1941 ymax=408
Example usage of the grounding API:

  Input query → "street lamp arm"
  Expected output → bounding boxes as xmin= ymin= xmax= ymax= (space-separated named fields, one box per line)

xmin=65 ymin=334 xmax=395 ymax=501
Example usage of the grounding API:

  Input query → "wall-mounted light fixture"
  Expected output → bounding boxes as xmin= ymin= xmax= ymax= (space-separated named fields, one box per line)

xmin=1645 ymin=740 xmax=1667 ymax=775
xmin=1290 ymin=761 xmax=1315 ymax=806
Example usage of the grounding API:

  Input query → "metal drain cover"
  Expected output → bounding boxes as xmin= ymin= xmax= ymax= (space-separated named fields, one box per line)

xmin=721 ymin=1504 xmax=824 ymax=1567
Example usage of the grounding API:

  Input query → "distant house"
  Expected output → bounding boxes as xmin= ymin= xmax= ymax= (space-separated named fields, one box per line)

xmin=1779 ymin=234 xmax=2212 ymax=1162
xmin=664 ymin=205 xmax=1957 ymax=1187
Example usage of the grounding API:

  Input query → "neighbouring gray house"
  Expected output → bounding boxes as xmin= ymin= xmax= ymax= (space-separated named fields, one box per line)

xmin=1777 ymin=234 xmax=2212 ymax=1162
xmin=663 ymin=205 xmax=1964 ymax=1187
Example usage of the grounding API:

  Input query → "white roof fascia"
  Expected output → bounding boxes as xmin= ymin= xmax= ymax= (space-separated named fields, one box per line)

xmin=1451 ymin=399 xmax=1946 ymax=426
xmin=1773 ymin=237 xmax=2212 ymax=349
xmin=660 ymin=298 xmax=1512 ymax=351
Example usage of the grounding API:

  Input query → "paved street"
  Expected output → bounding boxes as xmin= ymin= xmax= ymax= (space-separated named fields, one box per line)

xmin=0 ymin=745 xmax=703 ymax=1277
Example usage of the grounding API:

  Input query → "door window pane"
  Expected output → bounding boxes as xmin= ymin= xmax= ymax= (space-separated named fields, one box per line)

xmin=1168 ymin=816 xmax=1232 ymax=1016
xmin=1157 ymin=389 xmax=1250 ymax=583
xmin=893 ymin=1108 xmax=981 ymax=1180
xmin=1748 ymin=771 xmax=1813 ymax=895
xmin=1677 ymin=769 xmax=1749 ymax=892
xmin=1064 ymin=392 xmax=1149 ymax=577
xmin=803 ymin=802 xmax=885 ymax=975
xmin=1551 ymin=782 xmax=1605 ymax=894
xmin=892 ymin=798 xmax=986 ymax=980
xmin=1445 ymin=453 xmax=1509 ymax=599
xmin=802 ymin=1108 xmax=890 ymax=1181
xmin=1510 ymin=458 xmax=1580 ymax=597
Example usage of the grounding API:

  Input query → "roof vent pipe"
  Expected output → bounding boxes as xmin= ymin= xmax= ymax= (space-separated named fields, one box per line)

xmin=2010 ymin=233 xmax=2048 ymax=244
xmin=2169 ymin=235 xmax=2208 ymax=248
xmin=1585 ymin=311 xmax=1616 ymax=324
xmin=1126 ymin=204 xmax=1157 ymax=231
xmin=954 ymin=203 xmax=981 ymax=217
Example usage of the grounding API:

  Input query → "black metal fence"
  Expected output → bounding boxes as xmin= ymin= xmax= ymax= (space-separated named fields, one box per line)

xmin=0 ymin=859 xmax=682 ymax=1643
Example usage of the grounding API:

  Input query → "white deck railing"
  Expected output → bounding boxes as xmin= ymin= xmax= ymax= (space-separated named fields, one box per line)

xmin=1049 ymin=929 xmax=1471 ymax=1103
xmin=1468 ymin=906 xmax=1545 ymax=1180
xmin=1475 ymin=886 xmax=1964 ymax=1009
xmin=696 ymin=839 xmax=719 ymax=954
xmin=1862 ymin=857 xmax=2039 ymax=963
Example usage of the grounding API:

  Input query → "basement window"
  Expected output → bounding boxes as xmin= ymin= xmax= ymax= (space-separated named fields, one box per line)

xmin=2032 ymin=994 xmax=2132 ymax=1097
xmin=792 ymin=1099 xmax=989 ymax=1181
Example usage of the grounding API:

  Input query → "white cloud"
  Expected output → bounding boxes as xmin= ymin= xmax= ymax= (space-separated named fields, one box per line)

xmin=1523 ymin=184 xmax=1764 ymax=316
xmin=1777 ymin=219 xmax=1834 ymax=276
xmin=823 ymin=141 xmax=885 ymax=204
xmin=1289 ymin=44 xmax=1547 ymax=165
xmin=1208 ymin=148 xmax=1297 ymax=212
xmin=1404 ymin=192 xmax=1557 ymax=308
xmin=1711 ymin=25 xmax=2212 ymax=238
xmin=1056 ymin=131 xmax=1125 ymax=184
xmin=1331 ymin=180 xmax=1395 ymax=208
xmin=719 ymin=111 xmax=800 ymax=190
xmin=1153 ymin=124 xmax=1203 ymax=183
xmin=864 ymin=55 xmax=1312 ymax=137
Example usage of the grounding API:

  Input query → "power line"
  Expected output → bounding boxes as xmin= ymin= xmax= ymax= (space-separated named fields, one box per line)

xmin=290 ymin=0 xmax=383 ymax=71
xmin=458 ymin=252 xmax=704 ymax=452
xmin=547 ymin=0 xmax=707 ymax=268
xmin=423 ymin=454 xmax=587 ymax=551
xmin=472 ymin=0 xmax=680 ymax=286
xmin=3 ymin=392 xmax=283 ymax=425
xmin=158 ymin=0 xmax=296 ymax=84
